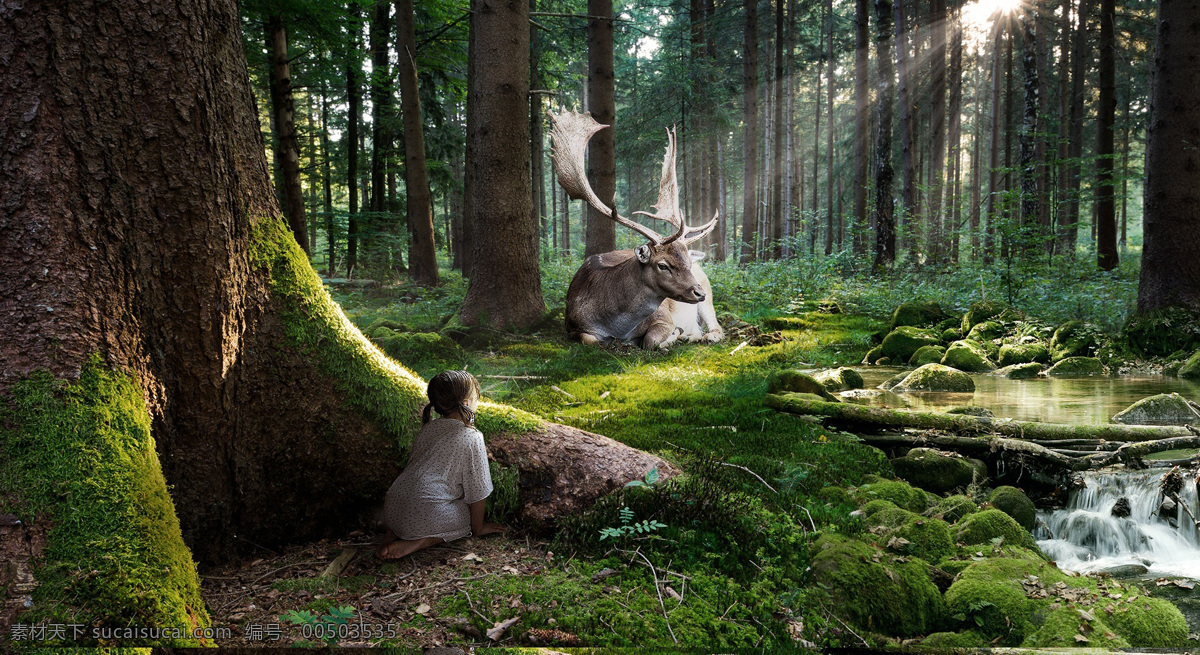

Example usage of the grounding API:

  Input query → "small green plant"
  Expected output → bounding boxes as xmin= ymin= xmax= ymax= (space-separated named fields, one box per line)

xmin=624 ymin=466 xmax=660 ymax=488
xmin=954 ymin=599 xmax=998 ymax=628
xmin=599 ymin=506 xmax=667 ymax=541
xmin=281 ymin=605 xmax=356 ymax=646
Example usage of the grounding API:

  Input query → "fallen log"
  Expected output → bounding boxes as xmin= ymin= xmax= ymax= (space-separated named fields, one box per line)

xmin=766 ymin=393 xmax=1193 ymax=442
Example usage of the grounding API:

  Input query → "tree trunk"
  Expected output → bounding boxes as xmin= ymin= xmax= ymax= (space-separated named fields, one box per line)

xmin=531 ymin=0 xmax=547 ymax=261
xmin=741 ymin=0 xmax=759 ymax=264
xmin=1055 ymin=0 xmax=1073 ymax=258
xmin=947 ymin=7 xmax=964 ymax=262
xmin=321 ymin=80 xmax=335 ymax=275
xmin=985 ymin=16 xmax=1005 ymax=264
xmin=346 ymin=6 xmax=362 ymax=277
xmin=585 ymin=0 xmax=617 ymax=257
xmin=895 ymin=0 xmax=917 ymax=260
xmin=1018 ymin=1 xmax=1041 ymax=253
xmin=396 ymin=0 xmax=439 ymax=286
xmin=810 ymin=27 xmax=821 ymax=257
xmin=1062 ymin=0 xmax=1088 ymax=259
xmin=369 ymin=2 xmax=393 ymax=218
xmin=462 ymin=0 xmax=477 ymax=278
xmin=1095 ymin=0 xmax=1118 ymax=270
xmin=460 ymin=0 xmax=546 ymax=328
xmin=772 ymin=0 xmax=785 ymax=259
xmin=969 ymin=37 xmax=984 ymax=260
xmin=1119 ymin=97 xmax=1130 ymax=249
xmin=825 ymin=0 xmax=836 ymax=257
xmin=1137 ymin=0 xmax=1200 ymax=313
xmin=928 ymin=0 xmax=948 ymax=263
xmin=853 ymin=0 xmax=871 ymax=256
xmin=873 ymin=0 xmax=897 ymax=270
xmin=267 ymin=15 xmax=308 ymax=254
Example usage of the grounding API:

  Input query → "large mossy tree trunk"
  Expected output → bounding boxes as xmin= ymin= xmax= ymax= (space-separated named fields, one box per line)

xmin=0 ymin=0 xmax=663 ymax=639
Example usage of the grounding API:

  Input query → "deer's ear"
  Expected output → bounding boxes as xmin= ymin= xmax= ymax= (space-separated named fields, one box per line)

xmin=636 ymin=244 xmax=652 ymax=264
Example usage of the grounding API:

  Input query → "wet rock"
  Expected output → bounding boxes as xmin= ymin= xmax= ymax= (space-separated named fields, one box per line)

xmin=961 ymin=300 xmax=1008 ymax=333
xmin=880 ymin=326 xmax=943 ymax=364
xmin=946 ymin=405 xmax=995 ymax=418
xmin=813 ymin=367 xmax=865 ymax=393
xmin=996 ymin=362 xmax=1044 ymax=379
xmin=1112 ymin=392 xmax=1200 ymax=425
xmin=1049 ymin=320 xmax=1100 ymax=362
xmin=941 ymin=327 xmax=963 ymax=343
xmin=879 ymin=371 xmax=912 ymax=391
xmin=1101 ymin=563 xmax=1148 ymax=578
xmin=966 ymin=320 xmax=1006 ymax=342
xmin=988 ymin=486 xmax=1037 ymax=531
xmin=941 ymin=340 xmax=996 ymax=372
xmin=840 ymin=388 xmax=910 ymax=407
xmin=890 ymin=301 xmax=952 ymax=331
xmin=998 ymin=342 xmax=1050 ymax=367
xmin=891 ymin=448 xmax=987 ymax=493
xmin=909 ymin=345 xmax=947 ymax=366
xmin=893 ymin=364 xmax=976 ymax=393
xmin=767 ymin=370 xmax=841 ymax=401
xmin=1180 ymin=349 xmax=1200 ymax=379
xmin=1043 ymin=356 xmax=1106 ymax=376
xmin=1111 ymin=496 xmax=1131 ymax=518
xmin=862 ymin=345 xmax=884 ymax=364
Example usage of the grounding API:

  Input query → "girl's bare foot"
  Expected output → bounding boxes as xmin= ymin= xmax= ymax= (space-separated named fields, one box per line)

xmin=376 ymin=536 xmax=443 ymax=560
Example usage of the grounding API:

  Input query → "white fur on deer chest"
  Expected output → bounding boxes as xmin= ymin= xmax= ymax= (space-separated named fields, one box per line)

xmin=665 ymin=299 xmax=705 ymax=340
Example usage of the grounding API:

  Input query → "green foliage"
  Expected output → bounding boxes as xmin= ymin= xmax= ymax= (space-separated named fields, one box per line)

xmin=281 ymin=604 xmax=357 ymax=647
xmin=0 ymin=357 xmax=209 ymax=644
xmin=598 ymin=506 xmax=668 ymax=541
xmin=488 ymin=461 xmax=521 ymax=524
xmin=1118 ymin=306 xmax=1200 ymax=358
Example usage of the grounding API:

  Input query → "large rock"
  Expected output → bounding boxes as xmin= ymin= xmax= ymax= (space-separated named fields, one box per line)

xmin=813 ymin=367 xmax=865 ymax=393
xmin=966 ymin=320 xmax=1006 ymax=342
xmin=961 ymin=301 xmax=1008 ymax=333
xmin=1112 ymin=392 xmax=1200 ymax=425
xmin=954 ymin=508 xmax=1037 ymax=549
xmin=767 ymin=370 xmax=841 ymax=401
xmin=1049 ymin=320 xmax=1099 ymax=362
xmin=1179 ymin=349 xmax=1200 ymax=378
xmin=997 ymin=342 xmax=1050 ymax=367
xmin=941 ymin=340 xmax=995 ymax=372
xmin=909 ymin=345 xmax=947 ymax=366
xmin=486 ymin=423 xmax=679 ymax=525
xmin=891 ymin=448 xmax=987 ymax=493
xmin=880 ymin=327 xmax=943 ymax=364
xmin=894 ymin=363 xmax=976 ymax=393
xmin=988 ymin=486 xmax=1037 ymax=531
xmin=996 ymin=362 xmax=1044 ymax=379
xmin=862 ymin=345 xmax=884 ymax=365
xmin=865 ymin=506 xmax=954 ymax=563
xmin=890 ymin=301 xmax=952 ymax=331
xmin=1043 ymin=356 xmax=1106 ymax=376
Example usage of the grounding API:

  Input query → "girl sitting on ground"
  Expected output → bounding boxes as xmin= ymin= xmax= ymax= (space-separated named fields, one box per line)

xmin=377 ymin=370 xmax=505 ymax=559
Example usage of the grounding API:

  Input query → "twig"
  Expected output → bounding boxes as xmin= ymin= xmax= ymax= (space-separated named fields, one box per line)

xmin=459 ymin=589 xmax=493 ymax=623
xmin=383 ymin=572 xmax=495 ymax=600
xmin=630 ymin=549 xmax=677 ymax=644
xmin=716 ymin=461 xmax=778 ymax=493
xmin=530 ymin=10 xmax=634 ymax=21
xmin=718 ymin=602 xmax=737 ymax=620
xmin=321 ymin=548 xmax=357 ymax=578
xmin=551 ymin=385 xmax=576 ymax=399
xmin=822 ymin=600 xmax=869 ymax=647
xmin=251 ymin=559 xmax=319 ymax=584
xmin=480 ymin=374 xmax=548 ymax=380
xmin=729 ymin=340 xmax=749 ymax=355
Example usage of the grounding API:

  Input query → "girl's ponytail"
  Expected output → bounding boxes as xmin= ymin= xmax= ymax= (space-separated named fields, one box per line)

xmin=421 ymin=403 xmax=434 ymax=424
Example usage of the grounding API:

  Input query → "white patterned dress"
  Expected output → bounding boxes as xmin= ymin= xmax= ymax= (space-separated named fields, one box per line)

xmin=383 ymin=417 xmax=494 ymax=541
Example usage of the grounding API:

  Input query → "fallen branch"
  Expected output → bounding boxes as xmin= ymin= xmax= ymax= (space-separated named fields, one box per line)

xmin=320 ymin=548 xmax=357 ymax=578
xmin=716 ymin=461 xmax=778 ymax=494
xmin=480 ymin=375 xmax=548 ymax=380
xmin=729 ymin=341 xmax=749 ymax=355
xmin=629 ymin=549 xmax=677 ymax=644
xmin=382 ymin=572 xmax=495 ymax=600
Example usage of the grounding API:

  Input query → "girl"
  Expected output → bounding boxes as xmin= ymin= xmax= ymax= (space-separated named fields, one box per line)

xmin=377 ymin=370 xmax=505 ymax=559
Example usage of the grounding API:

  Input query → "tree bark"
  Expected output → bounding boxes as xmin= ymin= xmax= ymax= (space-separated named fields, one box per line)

xmin=873 ymin=0 xmax=897 ymax=270
xmin=1018 ymin=0 xmax=1041 ymax=253
xmin=970 ymin=53 xmax=984 ymax=260
xmin=585 ymin=0 xmax=617 ymax=257
xmin=772 ymin=0 xmax=785 ymax=259
xmin=741 ymin=0 xmax=759 ymax=264
xmin=531 ymin=0 xmax=547 ymax=261
xmin=1095 ymin=0 xmax=1118 ymax=270
xmin=462 ymin=0 xmax=477 ymax=278
xmin=928 ymin=0 xmax=948 ymax=263
xmin=369 ymin=2 xmax=393 ymax=219
xmin=320 ymin=79 xmax=335 ymax=275
xmin=825 ymin=0 xmax=836 ymax=257
xmin=1061 ymin=0 xmax=1087 ymax=260
xmin=346 ymin=5 xmax=362 ymax=277
xmin=1055 ymin=0 xmax=1073 ymax=258
xmin=947 ymin=7 xmax=964 ymax=262
xmin=267 ymin=15 xmax=308 ymax=254
xmin=396 ymin=0 xmax=439 ymax=286
xmin=460 ymin=0 xmax=546 ymax=328
xmin=853 ymin=0 xmax=871 ymax=256
xmin=1137 ymin=0 xmax=1200 ymax=313
xmin=985 ymin=16 xmax=1005 ymax=264
xmin=895 ymin=0 xmax=917 ymax=260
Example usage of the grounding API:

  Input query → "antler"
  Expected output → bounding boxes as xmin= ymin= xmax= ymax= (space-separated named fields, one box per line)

xmin=632 ymin=127 xmax=685 ymax=243
xmin=548 ymin=111 xmax=663 ymax=245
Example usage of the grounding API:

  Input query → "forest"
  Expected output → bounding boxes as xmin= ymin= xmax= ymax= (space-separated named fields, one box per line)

xmin=1 ymin=0 xmax=1199 ymax=650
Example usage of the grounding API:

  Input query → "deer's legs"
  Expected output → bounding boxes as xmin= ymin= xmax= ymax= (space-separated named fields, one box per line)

xmin=579 ymin=332 xmax=602 ymax=346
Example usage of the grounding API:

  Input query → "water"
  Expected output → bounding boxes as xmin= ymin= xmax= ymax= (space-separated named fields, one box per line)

xmin=848 ymin=367 xmax=1200 ymax=426
xmin=1035 ymin=470 xmax=1200 ymax=579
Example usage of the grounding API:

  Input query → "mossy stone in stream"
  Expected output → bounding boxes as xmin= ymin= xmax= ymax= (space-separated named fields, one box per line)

xmin=961 ymin=300 xmax=1008 ymax=333
xmin=954 ymin=508 xmax=1038 ymax=549
xmin=891 ymin=448 xmax=986 ymax=494
xmin=1180 ymin=348 xmax=1200 ymax=378
xmin=895 ymin=363 xmax=976 ymax=392
xmin=862 ymin=345 xmax=885 ymax=364
xmin=998 ymin=342 xmax=1050 ymax=366
xmin=1022 ymin=605 xmax=1130 ymax=649
xmin=890 ymin=301 xmax=952 ymax=331
xmin=988 ymin=486 xmax=1037 ymax=531
xmin=927 ymin=494 xmax=980 ymax=523
xmin=1050 ymin=320 xmax=1100 ymax=362
xmin=810 ymin=533 xmax=946 ymax=637
xmin=880 ymin=326 xmax=943 ymax=363
xmin=944 ymin=551 xmax=1066 ymax=644
xmin=1112 ymin=392 xmax=1200 ymax=425
xmin=855 ymin=478 xmax=929 ymax=512
xmin=767 ymin=370 xmax=840 ymax=401
xmin=966 ymin=320 xmax=1006 ymax=342
xmin=996 ymin=362 xmax=1044 ymax=379
xmin=879 ymin=371 xmax=911 ymax=391
xmin=946 ymin=405 xmax=995 ymax=417
xmin=1043 ymin=356 xmax=1106 ymax=376
xmin=921 ymin=631 xmax=988 ymax=648
xmin=865 ymin=506 xmax=955 ymax=563
xmin=1103 ymin=595 xmax=1190 ymax=647
xmin=940 ymin=327 xmax=963 ymax=343
xmin=941 ymin=340 xmax=996 ymax=372
xmin=908 ymin=345 xmax=947 ymax=366
xmin=812 ymin=367 xmax=865 ymax=392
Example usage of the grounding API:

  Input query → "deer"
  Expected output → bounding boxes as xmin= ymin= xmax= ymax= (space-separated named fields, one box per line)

xmin=549 ymin=111 xmax=724 ymax=349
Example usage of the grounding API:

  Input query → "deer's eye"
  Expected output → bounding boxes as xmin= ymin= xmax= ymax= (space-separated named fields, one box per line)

xmin=657 ymin=262 xmax=670 ymax=272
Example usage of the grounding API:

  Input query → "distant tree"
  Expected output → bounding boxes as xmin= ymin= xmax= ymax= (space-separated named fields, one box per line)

xmin=928 ymin=0 xmax=947 ymax=262
xmin=894 ymin=0 xmax=917 ymax=258
xmin=345 ymin=3 xmax=363 ymax=276
xmin=740 ymin=0 xmax=759 ymax=264
xmin=873 ymin=0 xmax=897 ymax=269
xmin=396 ymin=0 xmax=439 ymax=285
xmin=853 ymin=0 xmax=870 ymax=256
xmin=266 ymin=14 xmax=308 ymax=253
xmin=1095 ymin=0 xmax=1118 ymax=270
xmin=585 ymin=0 xmax=617 ymax=257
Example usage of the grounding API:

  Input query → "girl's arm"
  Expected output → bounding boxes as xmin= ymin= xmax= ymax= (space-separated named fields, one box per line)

xmin=470 ymin=499 xmax=505 ymax=536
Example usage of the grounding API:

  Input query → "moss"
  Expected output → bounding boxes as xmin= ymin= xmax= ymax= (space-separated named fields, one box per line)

xmin=861 ymin=499 xmax=901 ymax=516
xmin=1022 ymin=605 xmax=1129 ymax=649
xmin=928 ymin=494 xmax=980 ymax=523
xmin=940 ymin=328 xmax=963 ymax=344
xmin=890 ymin=301 xmax=951 ymax=331
xmin=946 ymin=405 xmax=994 ymax=417
xmin=1048 ymin=320 xmax=1101 ymax=362
xmin=1043 ymin=356 xmax=1106 ymax=376
xmin=1111 ymin=392 xmax=1200 ymax=425
xmin=954 ymin=509 xmax=1037 ymax=550
xmin=372 ymin=330 xmax=464 ymax=365
xmin=810 ymin=534 xmax=946 ymax=637
xmin=863 ymin=345 xmax=884 ymax=364
xmin=865 ymin=507 xmax=954 ymax=563
xmin=855 ymin=478 xmax=928 ymax=513
xmin=880 ymin=327 xmax=943 ymax=363
xmin=879 ymin=371 xmax=910 ymax=391
xmin=921 ymin=630 xmax=988 ymax=648
xmin=998 ymin=343 xmax=1050 ymax=367
xmin=940 ymin=341 xmax=995 ymax=373
xmin=767 ymin=370 xmax=840 ymax=401
xmin=908 ymin=345 xmax=946 ymax=367
xmin=1179 ymin=348 xmax=1200 ymax=378
xmin=362 ymin=317 xmax=409 ymax=338
xmin=987 ymin=486 xmax=1036 ymax=531
xmin=1103 ymin=595 xmax=1190 ymax=647
xmin=961 ymin=301 xmax=1008 ymax=332
xmin=0 ymin=358 xmax=209 ymax=645
xmin=966 ymin=320 xmax=1006 ymax=342
xmin=892 ymin=448 xmax=985 ymax=494
xmin=812 ymin=367 xmax=865 ymax=392
xmin=996 ymin=362 xmax=1044 ymax=379
xmin=1119 ymin=306 xmax=1200 ymax=358
xmin=894 ymin=363 xmax=976 ymax=392
xmin=487 ymin=461 xmax=521 ymax=523
xmin=944 ymin=554 xmax=1067 ymax=644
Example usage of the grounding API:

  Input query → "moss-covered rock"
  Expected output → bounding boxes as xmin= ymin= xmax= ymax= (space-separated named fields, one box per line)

xmin=865 ymin=507 xmax=955 ymax=563
xmin=362 ymin=317 xmax=410 ymax=338
xmin=879 ymin=371 xmax=911 ymax=391
xmin=861 ymin=499 xmax=901 ymax=516
xmin=941 ymin=340 xmax=996 ymax=372
xmin=891 ymin=448 xmax=986 ymax=494
xmin=908 ymin=345 xmax=947 ymax=366
xmin=996 ymin=362 xmax=1044 ymax=379
xmin=955 ymin=508 xmax=1038 ymax=550
xmin=966 ymin=320 xmax=1006 ymax=342
xmin=813 ymin=367 xmax=865 ymax=393
xmin=998 ymin=342 xmax=1050 ymax=367
xmin=890 ymin=301 xmax=952 ymax=331
xmin=880 ymin=326 xmax=943 ymax=364
xmin=1112 ymin=392 xmax=1200 ymax=425
xmin=988 ymin=486 xmax=1037 ymax=531
xmin=1179 ymin=348 xmax=1200 ymax=378
xmin=1050 ymin=320 xmax=1100 ymax=362
xmin=921 ymin=630 xmax=988 ymax=648
xmin=1043 ymin=356 xmax=1106 ymax=376
xmin=927 ymin=494 xmax=980 ymax=523
xmin=1022 ymin=605 xmax=1130 ymax=649
xmin=944 ymin=552 xmax=1066 ymax=644
xmin=1119 ymin=307 xmax=1200 ymax=358
xmin=862 ymin=345 xmax=884 ymax=365
xmin=894 ymin=363 xmax=976 ymax=392
xmin=855 ymin=478 xmax=929 ymax=513
xmin=940 ymin=327 xmax=963 ymax=343
xmin=946 ymin=405 xmax=995 ymax=417
xmin=810 ymin=534 xmax=946 ymax=637
xmin=767 ymin=370 xmax=840 ymax=401
xmin=961 ymin=301 xmax=1008 ymax=333
xmin=1102 ymin=595 xmax=1190 ymax=648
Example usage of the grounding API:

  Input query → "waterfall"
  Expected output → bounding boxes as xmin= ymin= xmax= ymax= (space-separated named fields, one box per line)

xmin=1036 ymin=469 xmax=1200 ymax=578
